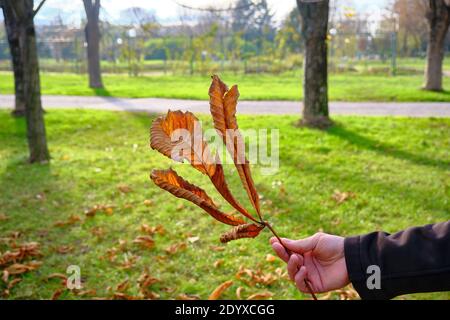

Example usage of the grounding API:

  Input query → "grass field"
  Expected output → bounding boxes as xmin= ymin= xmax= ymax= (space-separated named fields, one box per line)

xmin=0 ymin=72 xmax=450 ymax=102
xmin=0 ymin=110 xmax=449 ymax=300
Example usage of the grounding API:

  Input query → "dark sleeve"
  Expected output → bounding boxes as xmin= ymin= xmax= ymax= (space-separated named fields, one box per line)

xmin=344 ymin=220 xmax=450 ymax=300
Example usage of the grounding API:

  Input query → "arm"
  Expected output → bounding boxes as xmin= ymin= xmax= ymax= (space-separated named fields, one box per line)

xmin=345 ymin=220 xmax=450 ymax=299
xmin=271 ymin=220 xmax=450 ymax=299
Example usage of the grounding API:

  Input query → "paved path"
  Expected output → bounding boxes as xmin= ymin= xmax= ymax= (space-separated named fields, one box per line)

xmin=0 ymin=94 xmax=449 ymax=117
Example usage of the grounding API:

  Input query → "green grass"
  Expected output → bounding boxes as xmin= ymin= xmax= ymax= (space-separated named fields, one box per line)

xmin=0 ymin=110 xmax=449 ymax=300
xmin=0 ymin=72 xmax=449 ymax=101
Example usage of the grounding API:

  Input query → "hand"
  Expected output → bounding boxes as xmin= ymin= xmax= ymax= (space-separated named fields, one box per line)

xmin=270 ymin=232 xmax=349 ymax=294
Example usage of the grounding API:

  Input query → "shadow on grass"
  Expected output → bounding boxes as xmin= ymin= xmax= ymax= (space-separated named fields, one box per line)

xmin=92 ymin=87 xmax=112 ymax=97
xmin=326 ymin=122 xmax=449 ymax=170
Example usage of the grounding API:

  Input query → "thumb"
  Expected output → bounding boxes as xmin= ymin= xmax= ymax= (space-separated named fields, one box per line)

xmin=281 ymin=233 xmax=321 ymax=254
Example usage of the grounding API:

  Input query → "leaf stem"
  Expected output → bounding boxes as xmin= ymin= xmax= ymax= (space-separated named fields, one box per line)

xmin=263 ymin=221 xmax=318 ymax=301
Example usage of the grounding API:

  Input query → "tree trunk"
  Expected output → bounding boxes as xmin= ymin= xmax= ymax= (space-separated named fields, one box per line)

xmin=1 ymin=2 xmax=26 ymax=116
xmin=424 ymin=0 xmax=450 ymax=91
xmin=3 ymin=0 xmax=50 ymax=163
xmin=83 ymin=0 xmax=103 ymax=89
xmin=297 ymin=0 xmax=332 ymax=129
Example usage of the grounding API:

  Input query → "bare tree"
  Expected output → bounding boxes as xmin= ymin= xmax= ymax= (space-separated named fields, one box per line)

xmin=83 ymin=0 xmax=103 ymax=88
xmin=424 ymin=0 xmax=450 ymax=91
xmin=297 ymin=0 xmax=332 ymax=128
xmin=1 ymin=0 xmax=50 ymax=163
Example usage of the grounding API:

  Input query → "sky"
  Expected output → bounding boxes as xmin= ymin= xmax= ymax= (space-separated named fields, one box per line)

xmin=2 ymin=0 xmax=390 ymax=26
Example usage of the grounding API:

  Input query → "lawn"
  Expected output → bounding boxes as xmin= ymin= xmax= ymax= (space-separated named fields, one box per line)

xmin=0 ymin=110 xmax=449 ymax=300
xmin=0 ymin=72 xmax=450 ymax=101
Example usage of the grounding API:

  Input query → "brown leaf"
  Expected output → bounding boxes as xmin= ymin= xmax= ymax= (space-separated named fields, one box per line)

xmin=46 ymin=273 xmax=68 ymax=281
xmin=6 ymin=261 xmax=42 ymax=275
xmin=236 ymin=286 xmax=243 ymax=300
xmin=0 ymin=213 xmax=9 ymax=221
xmin=143 ymin=199 xmax=153 ymax=206
xmin=266 ymin=254 xmax=276 ymax=263
xmin=213 ymin=259 xmax=224 ymax=268
xmin=141 ymin=224 xmax=165 ymax=236
xmin=115 ymin=279 xmax=130 ymax=292
xmin=55 ymin=245 xmax=74 ymax=254
xmin=117 ymin=184 xmax=132 ymax=194
xmin=177 ymin=293 xmax=201 ymax=300
xmin=210 ymin=245 xmax=225 ymax=252
xmin=151 ymin=168 xmax=245 ymax=226
xmin=208 ymin=280 xmax=233 ymax=300
xmin=209 ymin=75 xmax=261 ymax=219
xmin=150 ymin=110 xmax=254 ymax=222
xmin=133 ymin=236 xmax=155 ymax=250
xmin=7 ymin=278 xmax=22 ymax=289
xmin=165 ymin=242 xmax=187 ymax=255
xmin=220 ymin=223 xmax=265 ymax=243
xmin=51 ymin=288 xmax=65 ymax=300
xmin=331 ymin=190 xmax=356 ymax=205
xmin=247 ymin=291 xmax=273 ymax=300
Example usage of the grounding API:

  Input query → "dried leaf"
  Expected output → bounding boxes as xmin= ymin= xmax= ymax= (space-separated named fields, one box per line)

xmin=150 ymin=110 xmax=254 ymax=221
xmin=208 ymin=280 xmax=233 ymax=300
xmin=187 ymin=236 xmax=200 ymax=244
xmin=46 ymin=273 xmax=68 ymax=281
xmin=143 ymin=199 xmax=153 ymax=206
xmin=151 ymin=168 xmax=245 ymax=226
xmin=177 ymin=293 xmax=200 ymax=300
xmin=236 ymin=286 xmax=243 ymax=300
xmin=331 ymin=190 xmax=356 ymax=205
xmin=266 ymin=254 xmax=276 ymax=263
xmin=115 ymin=279 xmax=130 ymax=292
xmin=247 ymin=291 xmax=273 ymax=300
xmin=117 ymin=184 xmax=132 ymax=194
xmin=165 ymin=242 xmax=187 ymax=255
xmin=133 ymin=236 xmax=155 ymax=250
xmin=51 ymin=288 xmax=65 ymax=300
xmin=55 ymin=245 xmax=74 ymax=254
xmin=7 ymin=278 xmax=22 ymax=289
xmin=0 ymin=213 xmax=9 ymax=221
xmin=209 ymin=75 xmax=261 ymax=219
xmin=220 ymin=223 xmax=264 ymax=243
xmin=213 ymin=259 xmax=224 ymax=268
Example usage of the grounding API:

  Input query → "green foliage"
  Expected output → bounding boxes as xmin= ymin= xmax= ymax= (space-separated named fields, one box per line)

xmin=0 ymin=110 xmax=449 ymax=299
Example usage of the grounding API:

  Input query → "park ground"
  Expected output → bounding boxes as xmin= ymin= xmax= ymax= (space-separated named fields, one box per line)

xmin=0 ymin=110 xmax=449 ymax=300
xmin=1 ymin=71 xmax=450 ymax=102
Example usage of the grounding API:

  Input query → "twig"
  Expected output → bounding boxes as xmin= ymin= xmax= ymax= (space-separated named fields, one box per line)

xmin=263 ymin=221 xmax=318 ymax=300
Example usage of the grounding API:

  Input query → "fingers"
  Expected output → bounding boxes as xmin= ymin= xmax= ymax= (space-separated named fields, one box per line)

xmin=287 ymin=254 xmax=304 ymax=281
xmin=281 ymin=233 xmax=321 ymax=254
xmin=294 ymin=266 xmax=310 ymax=293
xmin=270 ymin=240 xmax=290 ymax=263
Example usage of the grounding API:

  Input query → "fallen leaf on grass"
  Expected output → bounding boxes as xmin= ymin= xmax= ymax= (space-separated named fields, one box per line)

xmin=210 ymin=245 xmax=225 ymax=252
xmin=115 ymin=279 xmax=130 ymax=292
xmin=5 ymin=261 xmax=42 ymax=275
xmin=117 ymin=184 xmax=132 ymax=194
xmin=45 ymin=273 xmax=68 ymax=281
xmin=247 ymin=291 xmax=273 ymax=300
xmin=7 ymin=278 xmax=22 ymax=289
xmin=0 ymin=213 xmax=9 ymax=221
xmin=53 ymin=214 xmax=81 ymax=227
xmin=266 ymin=254 xmax=276 ymax=263
xmin=51 ymin=288 xmax=65 ymax=300
xmin=187 ymin=236 xmax=200 ymax=244
xmin=133 ymin=236 xmax=155 ymax=250
xmin=143 ymin=200 xmax=153 ymax=207
xmin=91 ymin=226 xmax=105 ymax=238
xmin=140 ymin=224 xmax=165 ymax=236
xmin=177 ymin=293 xmax=201 ymax=300
xmin=331 ymin=190 xmax=356 ymax=205
xmin=208 ymin=280 xmax=233 ymax=300
xmin=55 ymin=245 xmax=74 ymax=254
xmin=165 ymin=242 xmax=187 ymax=255
xmin=213 ymin=259 xmax=224 ymax=268
xmin=85 ymin=204 xmax=114 ymax=217
xmin=236 ymin=286 xmax=243 ymax=300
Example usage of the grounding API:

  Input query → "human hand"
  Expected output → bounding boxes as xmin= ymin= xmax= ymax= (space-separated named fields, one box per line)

xmin=270 ymin=232 xmax=349 ymax=294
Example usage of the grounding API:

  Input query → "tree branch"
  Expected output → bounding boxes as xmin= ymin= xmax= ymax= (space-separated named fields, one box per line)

xmin=33 ymin=0 xmax=47 ymax=18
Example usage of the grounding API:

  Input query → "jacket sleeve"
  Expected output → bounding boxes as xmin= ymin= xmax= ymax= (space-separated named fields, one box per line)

xmin=344 ymin=220 xmax=450 ymax=300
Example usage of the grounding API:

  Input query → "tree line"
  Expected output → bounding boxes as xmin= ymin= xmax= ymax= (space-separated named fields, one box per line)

xmin=0 ymin=0 xmax=449 ymax=164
